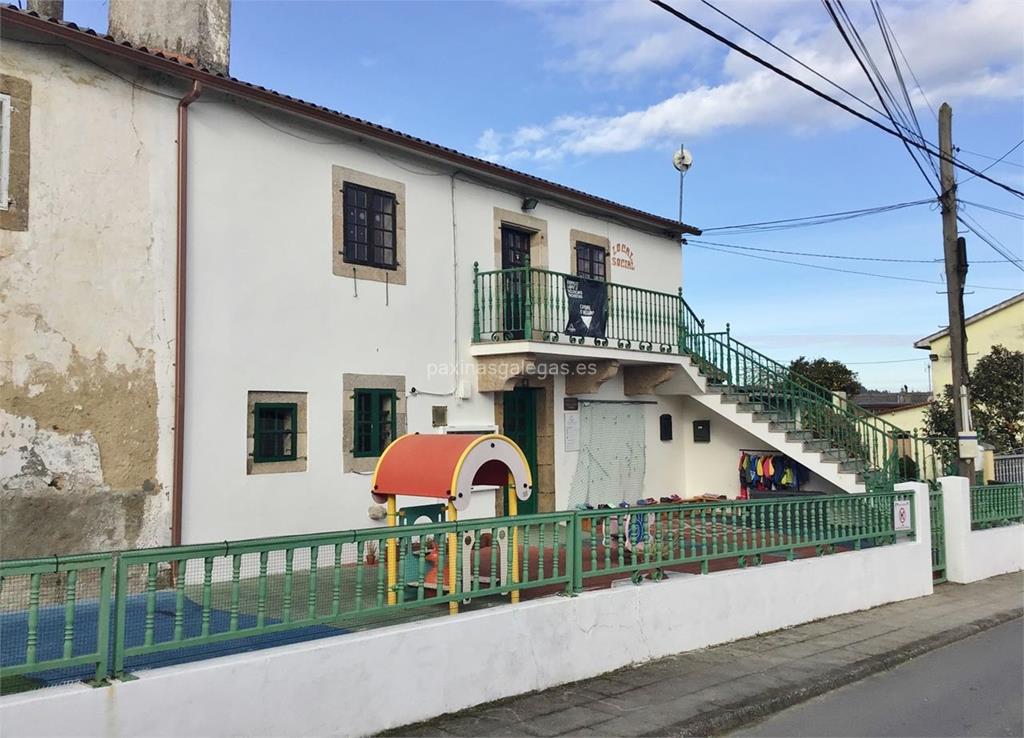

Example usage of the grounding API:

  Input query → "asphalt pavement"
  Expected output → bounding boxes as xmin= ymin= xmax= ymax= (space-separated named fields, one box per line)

xmin=734 ymin=617 xmax=1023 ymax=737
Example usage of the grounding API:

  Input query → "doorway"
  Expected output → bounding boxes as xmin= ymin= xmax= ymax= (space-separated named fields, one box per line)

xmin=502 ymin=386 xmax=538 ymax=515
xmin=500 ymin=225 xmax=532 ymax=339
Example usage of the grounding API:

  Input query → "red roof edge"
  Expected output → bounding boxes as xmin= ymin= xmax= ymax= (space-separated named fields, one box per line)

xmin=1 ymin=5 xmax=701 ymax=239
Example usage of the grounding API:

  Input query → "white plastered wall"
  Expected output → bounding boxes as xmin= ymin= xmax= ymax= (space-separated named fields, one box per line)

xmin=182 ymin=96 xmax=683 ymax=543
xmin=939 ymin=476 xmax=1024 ymax=583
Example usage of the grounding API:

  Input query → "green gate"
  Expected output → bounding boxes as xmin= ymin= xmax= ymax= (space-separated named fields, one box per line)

xmin=929 ymin=489 xmax=946 ymax=583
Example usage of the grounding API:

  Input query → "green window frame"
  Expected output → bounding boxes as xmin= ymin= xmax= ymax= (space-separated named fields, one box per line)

xmin=353 ymin=389 xmax=397 ymax=458
xmin=253 ymin=403 xmax=298 ymax=463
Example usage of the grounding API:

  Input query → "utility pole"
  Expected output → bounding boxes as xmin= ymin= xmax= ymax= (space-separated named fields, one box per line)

xmin=938 ymin=102 xmax=975 ymax=481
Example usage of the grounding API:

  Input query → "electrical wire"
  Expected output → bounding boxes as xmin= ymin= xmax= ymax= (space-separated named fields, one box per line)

xmin=959 ymin=139 xmax=1024 ymax=184
xmin=647 ymin=0 xmax=1024 ymax=198
xmin=960 ymin=200 xmax=1024 ymax=221
xmin=689 ymin=238 xmax=1020 ymax=264
xmin=700 ymin=199 xmax=932 ymax=234
xmin=688 ymin=241 xmax=1021 ymax=291
xmin=956 ymin=213 xmax=1024 ymax=273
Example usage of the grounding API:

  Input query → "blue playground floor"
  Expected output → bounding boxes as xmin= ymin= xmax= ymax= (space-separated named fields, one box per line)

xmin=1 ymin=591 xmax=342 ymax=687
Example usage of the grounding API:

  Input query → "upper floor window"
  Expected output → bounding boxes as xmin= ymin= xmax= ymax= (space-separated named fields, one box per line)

xmin=576 ymin=242 xmax=607 ymax=281
xmin=343 ymin=182 xmax=396 ymax=270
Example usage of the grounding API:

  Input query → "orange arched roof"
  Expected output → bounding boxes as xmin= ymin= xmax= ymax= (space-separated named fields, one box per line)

xmin=371 ymin=433 xmax=533 ymax=511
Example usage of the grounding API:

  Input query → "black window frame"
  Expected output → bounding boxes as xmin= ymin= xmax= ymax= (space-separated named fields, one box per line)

xmin=353 ymin=388 xmax=397 ymax=458
xmin=575 ymin=241 xmax=607 ymax=281
xmin=253 ymin=403 xmax=299 ymax=463
xmin=342 ymin=182 xmax=398 ymax=270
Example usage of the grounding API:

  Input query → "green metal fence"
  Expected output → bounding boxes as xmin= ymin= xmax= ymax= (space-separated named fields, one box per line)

xmin=0 ymin=553 xmax=113 ymax=688
xmin=572 ymin=491 xmax=915 ymax=588
xmin=1 ymin=494 xmax=918 ymax=690
xmin=969 ymin=483 xmax=1024 ymax=530
xmin=929 ymin=489 xmax=946 ymax=583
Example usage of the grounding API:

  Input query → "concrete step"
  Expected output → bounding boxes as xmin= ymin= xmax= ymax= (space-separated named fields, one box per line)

xmin=840 ymin=459 xmax=870 ymax=473
xmin=803 ymin=439 xmax=832 ymax=452
xmin=785 ymin=430 xmax=815 ymax=442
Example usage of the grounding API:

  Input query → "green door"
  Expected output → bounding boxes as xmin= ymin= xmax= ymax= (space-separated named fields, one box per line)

xmin=503 ymin=387 xmax=539 ymax=514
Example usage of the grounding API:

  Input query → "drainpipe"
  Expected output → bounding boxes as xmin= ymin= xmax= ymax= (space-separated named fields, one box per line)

xmin=171 ymin=81 xmax=203 ymax=548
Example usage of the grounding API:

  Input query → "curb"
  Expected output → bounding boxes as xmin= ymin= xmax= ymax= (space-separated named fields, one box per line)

xmin=667 ymin=607 xmax=1024 ymax=737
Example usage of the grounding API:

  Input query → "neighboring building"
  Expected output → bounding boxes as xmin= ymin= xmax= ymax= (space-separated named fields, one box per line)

xmin=854 ymin=390 xmax=932 ymax=413
xmin=915 ymin=292 xmax=1024 ymax=395
xmin=1 ymin=2 xmax=865 ymax=560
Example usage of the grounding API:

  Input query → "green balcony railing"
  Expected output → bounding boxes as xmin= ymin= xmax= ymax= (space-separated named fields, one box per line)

xmin=473 ymin=264 xmax=691 ymax=352
xmin=1 ymin=492 xmax=921 ymax=691
xmin=969 ymin=483 xmax=1024 ymax=530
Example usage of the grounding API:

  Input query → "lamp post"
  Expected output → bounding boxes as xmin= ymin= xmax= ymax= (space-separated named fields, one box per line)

xmin=672 ymin=143 xmax=693 ymax=224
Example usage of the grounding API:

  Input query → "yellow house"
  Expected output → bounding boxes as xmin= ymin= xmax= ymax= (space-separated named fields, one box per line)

xmin=915 ymin=291 xmax=1024 ymax=396
xmin=877 ymin=292 xmax=1024 ymax=437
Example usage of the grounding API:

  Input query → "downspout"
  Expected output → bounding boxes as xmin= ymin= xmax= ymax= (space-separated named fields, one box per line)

xmin=171 ymin=81 xmax=203 ymax=548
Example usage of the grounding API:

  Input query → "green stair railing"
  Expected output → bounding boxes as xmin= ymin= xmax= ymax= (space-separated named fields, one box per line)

xmin=682 ymin=330 xmax=946 ymax=490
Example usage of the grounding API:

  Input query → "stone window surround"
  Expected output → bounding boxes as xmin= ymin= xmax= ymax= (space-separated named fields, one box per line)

xmin=342 ymin=373 xmax=407 ymax=473
xmin=493 ymin=207 xmax=548 ymax=269
xmin=569 ymin=229 xmax=610 ymax=277
xmin=332 ymin=166 xmax=407 ymax=285
xmin=0 ymin=74 xmax=30 ymax=232
xmin=247 ymin=391 xmax=308 ymax=475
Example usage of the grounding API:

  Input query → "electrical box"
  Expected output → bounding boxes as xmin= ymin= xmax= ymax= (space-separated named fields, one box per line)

xmin=693 ymin=419 xmax=711 ymax=443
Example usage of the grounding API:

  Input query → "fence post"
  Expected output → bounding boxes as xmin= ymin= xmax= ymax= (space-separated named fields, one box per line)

xmin=111 ymin=554 xmax=129 ymax=679
xmin=92 ymin=557 xmax=114 ymax=684
xmin=571 ymin=512 xmax=583 ymax=595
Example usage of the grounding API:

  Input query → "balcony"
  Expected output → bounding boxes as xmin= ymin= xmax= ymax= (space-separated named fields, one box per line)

xmin=472 ymin=266 xmax=702 ymax=352
xmin=470 ymin=266 xmax=706 ymax=393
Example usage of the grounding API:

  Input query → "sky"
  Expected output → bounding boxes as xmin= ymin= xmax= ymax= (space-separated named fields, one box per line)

xmin=62 ymin=0 xmax=1024 ymax=391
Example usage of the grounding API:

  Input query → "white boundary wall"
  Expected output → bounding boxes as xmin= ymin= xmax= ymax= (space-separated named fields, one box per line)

xmin=940 ymin=476 xmax=1024 ymax=584
xmin=0 ymin=484 xmax=932 ymax=738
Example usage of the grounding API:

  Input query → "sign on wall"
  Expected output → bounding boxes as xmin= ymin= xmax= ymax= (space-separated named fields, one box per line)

xmin=893 ymin=499 xmax=912 ymax=531
xmin=564 ymin=277 xmax=608 ymax=339
xmin=564 ymin=411 xmax=580 ymax=452
xmin=611 ymin=243 xmax=635 ymax=270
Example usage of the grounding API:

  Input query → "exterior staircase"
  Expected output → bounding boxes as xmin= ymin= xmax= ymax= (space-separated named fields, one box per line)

xmin=676 ymin=308 xmax=944 ymax=494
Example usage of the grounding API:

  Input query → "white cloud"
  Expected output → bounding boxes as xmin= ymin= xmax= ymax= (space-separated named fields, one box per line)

xmin=479 ymin=0 xmax=1024 ymax=162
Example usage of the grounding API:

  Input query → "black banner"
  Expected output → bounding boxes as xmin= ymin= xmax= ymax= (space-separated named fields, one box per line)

xmin=564 ymin=277 xmax=607 ymax=339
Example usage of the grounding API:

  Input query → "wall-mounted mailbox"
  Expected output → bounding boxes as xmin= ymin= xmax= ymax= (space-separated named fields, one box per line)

xmin=693 ymin=419 xmax=711 ymax=443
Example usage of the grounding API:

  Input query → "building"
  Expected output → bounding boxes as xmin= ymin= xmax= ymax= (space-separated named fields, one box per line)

xmin=2 ymin=1 xmax=882 ymax=560
xmin=915 ymin=291 xmax=1024 ymax=395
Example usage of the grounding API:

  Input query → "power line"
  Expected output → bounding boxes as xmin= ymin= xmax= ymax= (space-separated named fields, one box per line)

xmin=957 ymin=213 xmax=1024 ymax=273
xmin=688 ymin=241 xmax=1021 ymax=291
xmin=959 ymin=139 xmax=1024 ymax=184
xmin=960 ymin=200 xmax=1024 ymax=221
xmin=701 ymin=199 xmax=932 ymax=234
xmin=689 ymin=238 xmax=1020 ymax=264
xmin=845 ymin=357 xmax=929 ymax=365
xmin=648 ymin=0 xmax=1024 ymax=198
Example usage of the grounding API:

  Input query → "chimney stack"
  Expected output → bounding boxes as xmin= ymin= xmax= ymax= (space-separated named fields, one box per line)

xmin=27 ymin=0 xmax=64 ymax=20
xmin=108 ymin=0 xmax=231 ymax=75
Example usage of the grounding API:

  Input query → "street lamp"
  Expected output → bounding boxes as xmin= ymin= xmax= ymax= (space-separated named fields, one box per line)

xmin=672 ymin=144 xmax=693 ymax=224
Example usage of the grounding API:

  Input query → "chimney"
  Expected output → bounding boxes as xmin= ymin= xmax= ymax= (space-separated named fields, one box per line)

xmin=27 ymin=0 xmax=64 ymax=20
xmin=108 ymin=0 xmax=230 ymax=75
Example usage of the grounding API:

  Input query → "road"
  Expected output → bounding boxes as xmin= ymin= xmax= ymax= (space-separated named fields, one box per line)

xmin=735 ymin=617 xmax=1023 ymax=737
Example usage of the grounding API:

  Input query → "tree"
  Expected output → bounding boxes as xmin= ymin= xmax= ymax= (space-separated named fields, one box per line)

xmin=788 ymin=356 xmax=865 ymax=396
xmin=924 ymin=345 xmax=1024 ymax=454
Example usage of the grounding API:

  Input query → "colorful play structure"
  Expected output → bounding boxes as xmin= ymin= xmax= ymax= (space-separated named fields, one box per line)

xmin=370 ymin=433 xmax=534 ymax=612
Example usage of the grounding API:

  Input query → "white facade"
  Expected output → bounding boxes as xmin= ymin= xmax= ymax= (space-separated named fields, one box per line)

xmin=939 ymin=476 xmax=1024 ymax=583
